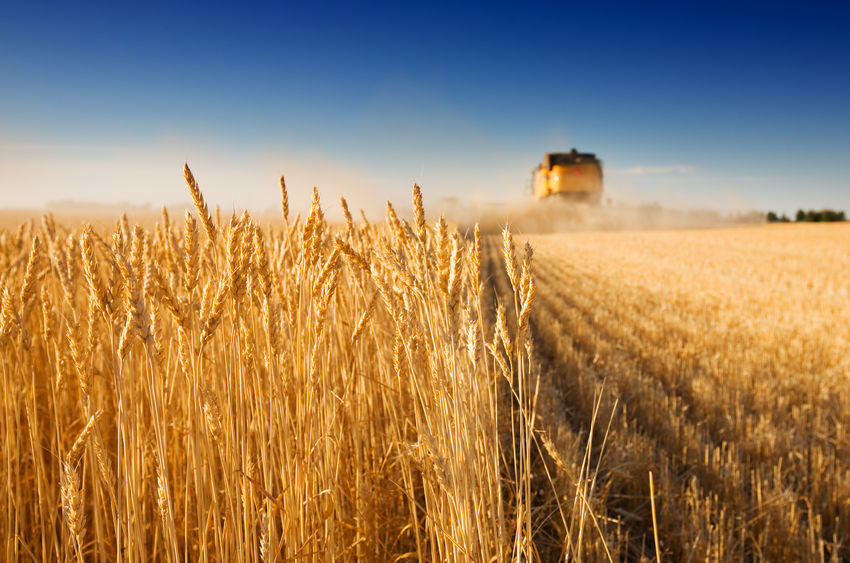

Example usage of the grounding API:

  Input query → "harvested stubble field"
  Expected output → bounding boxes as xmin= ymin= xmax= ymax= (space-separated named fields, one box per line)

xmin=496 ymin=223 xmax=850 ymax=561
xmin=1 ymin=165 xmax=848 ymax=562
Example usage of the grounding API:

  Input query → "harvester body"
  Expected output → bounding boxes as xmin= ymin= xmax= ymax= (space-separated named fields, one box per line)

xmin=533 ymin=149 xmax=603 ymax=203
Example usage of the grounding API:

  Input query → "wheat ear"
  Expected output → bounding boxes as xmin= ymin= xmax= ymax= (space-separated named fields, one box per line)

xmin=280 ymin=175 xmax=289 ymax=222
xmin=184 ymin=163 xmax=217 ymax=241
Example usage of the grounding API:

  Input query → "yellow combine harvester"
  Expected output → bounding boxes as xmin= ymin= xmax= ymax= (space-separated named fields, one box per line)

xmin=532 ymin=149 xmax=603 ymax=203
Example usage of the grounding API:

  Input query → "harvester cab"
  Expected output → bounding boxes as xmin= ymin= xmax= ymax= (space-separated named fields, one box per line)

xmin=532 ymin=149 xmax=603 ymax=203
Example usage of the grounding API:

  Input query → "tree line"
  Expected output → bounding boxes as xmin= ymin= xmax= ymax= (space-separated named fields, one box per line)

xmin=766 ymin=209 xmax=846 ymax=223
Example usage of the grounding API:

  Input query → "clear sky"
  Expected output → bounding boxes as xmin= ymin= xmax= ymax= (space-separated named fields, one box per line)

xmin=1 ymin=1 xmax=848 ymax=215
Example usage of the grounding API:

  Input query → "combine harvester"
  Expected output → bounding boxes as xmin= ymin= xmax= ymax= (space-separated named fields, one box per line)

xmin=532 ymin=149 xmax=603 ymax=204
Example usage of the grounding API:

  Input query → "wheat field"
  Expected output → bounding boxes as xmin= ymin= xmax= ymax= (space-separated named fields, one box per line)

xmin=1 ymin=166 xmax=543 ymax=562
xmin=1 ymin=166 xmax=848 ymax=561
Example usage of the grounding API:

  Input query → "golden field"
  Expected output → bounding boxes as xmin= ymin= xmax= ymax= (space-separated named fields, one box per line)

xmin=0 ymin=169 xmax=541 ymax=562
xmin=505 ymin=223 xmax=850 ymax=561
xmin=1 ymin=167 xmax=848 ymax=562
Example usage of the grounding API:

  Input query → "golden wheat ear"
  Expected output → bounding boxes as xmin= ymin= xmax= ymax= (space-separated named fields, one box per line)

xmin=184 ymin=162 xmax=217 ymax=242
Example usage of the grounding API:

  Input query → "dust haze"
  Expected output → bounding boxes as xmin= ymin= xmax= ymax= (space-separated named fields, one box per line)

xmin=0 ymin=190 xmax=766 ymax=236
xmin=434 ymin=197 xmax=765 ymax=235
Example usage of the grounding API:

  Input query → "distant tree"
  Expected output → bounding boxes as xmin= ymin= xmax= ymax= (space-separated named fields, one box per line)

xmin=822 ymin=209 xmax=845 ymax=222
xmin=780 ymin=213 xmax=790 ymax=222
xmin=792 ymin=209 xmax=846 ymax=222
xmin=766 ymin=211 xmax=778 ymax=222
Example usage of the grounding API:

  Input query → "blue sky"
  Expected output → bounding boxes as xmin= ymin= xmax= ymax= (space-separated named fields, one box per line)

xmin=1 ymin=1 xmax=848 ymax=215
